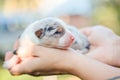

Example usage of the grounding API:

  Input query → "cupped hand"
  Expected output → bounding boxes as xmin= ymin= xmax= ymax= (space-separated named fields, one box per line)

xmin=80 ymin=25 xmax=120 ymax=66
xmin=5 ymin=43 xmax=74 ymax=76
xmin=4 ymin=25 xmax=120 ymax=76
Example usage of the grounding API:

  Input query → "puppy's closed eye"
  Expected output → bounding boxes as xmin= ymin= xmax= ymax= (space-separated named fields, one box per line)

xmin=35 ymin=29 xmax=43 ymax=38
xmin=54 ymin=27 xmax=64 ymax=35
xmin=47 ymin=27 xmax=54 ymax=31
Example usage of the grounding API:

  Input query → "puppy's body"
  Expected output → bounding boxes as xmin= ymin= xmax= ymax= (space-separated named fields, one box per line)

xmin=3 ymin=17 xmax=89 ymax=71
xmin=20 ymin=17 xmax=89 ymax=51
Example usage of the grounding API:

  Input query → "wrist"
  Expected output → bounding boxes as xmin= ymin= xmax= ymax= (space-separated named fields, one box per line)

xmin=109 ymin=35 xmax=120 ymax=46
xmin=111 ymin=36 xmax=120 ymax=66
xmin=53 ymin=50 xmax=80 ymax=74
xmin=57 ymin=51 xmax=83 ymax=75
xmin=115 ymin=36 xmax=120 ymax=45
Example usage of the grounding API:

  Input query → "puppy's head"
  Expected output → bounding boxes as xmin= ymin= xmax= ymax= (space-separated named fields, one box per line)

xmin=13 ymin=17 xmax=75 ymax=56
xmin=26 ymin=17 xmax=75 ymax=49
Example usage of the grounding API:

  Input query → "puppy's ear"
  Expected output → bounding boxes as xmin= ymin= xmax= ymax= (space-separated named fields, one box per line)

xmin=35 ymin=29 xmax=43 ymax=38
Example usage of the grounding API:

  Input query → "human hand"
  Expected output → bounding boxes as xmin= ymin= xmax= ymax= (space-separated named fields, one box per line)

xmin=4 ymin=25 xmax=120 ymax=76
xmin=4 ymin=42 xmax=75 ymax=76
xmin=80 ymin=25 xmax=120 ymax=66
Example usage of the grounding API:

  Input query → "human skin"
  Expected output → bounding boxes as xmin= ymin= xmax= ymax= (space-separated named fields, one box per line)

xmin=80 ymin=26 xmax=120 ymax=66
xmin=5 ymin=26 xmax=120 ymax=80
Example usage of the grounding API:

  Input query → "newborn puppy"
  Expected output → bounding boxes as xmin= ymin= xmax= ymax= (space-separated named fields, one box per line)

xmin=3 ymin=17 xmax=89 ymax=70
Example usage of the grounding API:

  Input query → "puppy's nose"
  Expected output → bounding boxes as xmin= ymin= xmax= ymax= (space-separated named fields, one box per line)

xmin=70 ymin=34 xmax=74 ymax=41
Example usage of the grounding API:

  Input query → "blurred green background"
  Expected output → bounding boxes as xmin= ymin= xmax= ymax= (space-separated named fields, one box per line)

xmin=0 ymin=0 xmax=120 ymax=80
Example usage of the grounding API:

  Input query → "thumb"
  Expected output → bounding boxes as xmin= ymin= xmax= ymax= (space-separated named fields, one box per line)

xmin=13 ymin=40 xmax=19 ymax=50
xmin=79 ymin=27 xmax=92 ymax=37
xmin=5 ymin=51 xmax=14 ymax=61
xmin=10 ymin=57 xmax=40 ymax=75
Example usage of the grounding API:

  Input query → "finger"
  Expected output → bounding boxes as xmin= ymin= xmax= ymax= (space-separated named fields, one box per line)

xmin=5 ymin=51 xmax=14 ymax=61
xmin=16 ymin=45 xmax=36 ymax=57
xmin=13 ymin=40 xmax=20 ymax=50
xmin=30 ymin=46 xmax=52 ymax=56
xmin=29 ymin=71 xmax=68 ymax=76
xmin=92 ymin=25 xmax=114 ymax=33
xmin=79 ymin=27 xmax=92 ymax=37
xmin=10 ymin=57 xmax=40 ymax=75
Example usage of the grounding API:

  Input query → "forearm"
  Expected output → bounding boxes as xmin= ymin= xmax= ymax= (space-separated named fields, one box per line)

xmin=64 ymin=52 xmax=120 ymax=80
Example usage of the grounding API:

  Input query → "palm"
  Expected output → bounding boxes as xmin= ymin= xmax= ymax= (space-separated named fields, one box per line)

xmin=84 ymin=26 xmax=120 ymax=66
